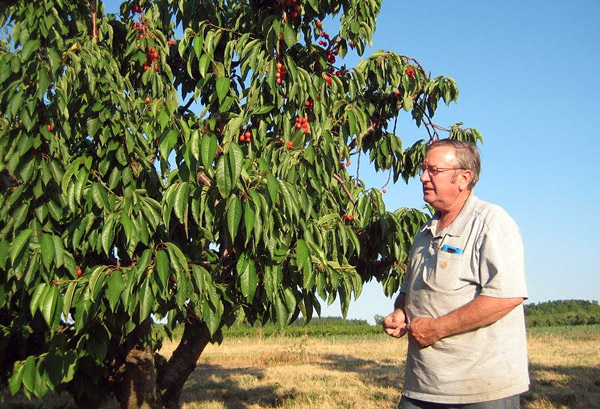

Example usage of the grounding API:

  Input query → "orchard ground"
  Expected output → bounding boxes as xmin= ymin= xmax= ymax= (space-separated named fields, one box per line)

xmin=3 ymin=325 xmax=599 ymax=409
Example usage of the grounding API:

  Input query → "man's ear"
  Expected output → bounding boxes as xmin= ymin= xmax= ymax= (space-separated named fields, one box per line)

xmin=458 ymin=169 xmax=473 ymax=191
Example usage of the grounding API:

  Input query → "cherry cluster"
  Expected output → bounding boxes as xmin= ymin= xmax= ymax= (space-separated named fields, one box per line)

xmin=275 ymin=62 xmax=286 ymax=85
xmin=405 ymin=66 xmax=416 ymax=79
xmin=239 ymin=130 xmax=252 ymax=143
xmin=280 ymin=0 xmax=302 ymax=20
xmin=314 ymin=22 xmax=346 ymax=80
xmin=143 ymin=48 xmax=159 ymax=72
xmin=294 ymin=116 xmax=309 ymax=134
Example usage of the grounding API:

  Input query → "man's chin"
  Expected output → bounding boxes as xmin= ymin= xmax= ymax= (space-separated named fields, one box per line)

xmin=422 ymin=191 xmax=435 ymax=203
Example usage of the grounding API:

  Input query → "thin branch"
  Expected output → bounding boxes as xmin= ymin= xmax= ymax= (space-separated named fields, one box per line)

xmin=90 ymin=0 xmax=98 ymax=40
xmin=333 ymin=173 xmax=355 ymax=205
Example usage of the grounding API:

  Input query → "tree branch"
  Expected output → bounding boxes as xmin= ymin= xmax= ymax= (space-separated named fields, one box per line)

xmin=90 ymin=0 xmax=97 ymax=40
xmin=333 ymin=173 xmax=355 ymax=205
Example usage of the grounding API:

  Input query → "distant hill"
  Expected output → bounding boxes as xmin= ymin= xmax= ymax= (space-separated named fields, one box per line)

xmin=524 ymin=299 xmax=600 ymax=327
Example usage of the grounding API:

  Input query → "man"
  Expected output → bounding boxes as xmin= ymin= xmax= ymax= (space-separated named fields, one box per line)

xmin=383 ymin=139 xmax=529 ymax=409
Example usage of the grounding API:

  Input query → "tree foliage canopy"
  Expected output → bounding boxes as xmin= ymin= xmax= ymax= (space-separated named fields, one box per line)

xmin=0 ymin=0 xmax=481 ymax=407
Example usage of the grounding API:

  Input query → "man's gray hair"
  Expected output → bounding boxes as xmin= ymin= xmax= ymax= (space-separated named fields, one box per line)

xmin=427 ymin=139 xmax=481 ymax=189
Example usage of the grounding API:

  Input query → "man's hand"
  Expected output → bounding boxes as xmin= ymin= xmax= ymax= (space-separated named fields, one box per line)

xmin=407 ymin=317 xmax=441 ymax=348
xmin=382 ymin=309 xmax=409 ymax=338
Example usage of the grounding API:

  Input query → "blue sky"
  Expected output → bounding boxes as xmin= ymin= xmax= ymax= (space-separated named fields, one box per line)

xmin=326 ymin=0 xmax=600 ymax=322
xmin=104 ymin=1 xmax=600 ymax=323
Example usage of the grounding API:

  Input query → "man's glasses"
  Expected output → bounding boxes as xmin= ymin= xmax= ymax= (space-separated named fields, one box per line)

xmin=418 ymin=164 xmax=465 ymax=177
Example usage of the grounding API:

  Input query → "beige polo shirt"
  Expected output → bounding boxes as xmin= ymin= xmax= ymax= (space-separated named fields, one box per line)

xmin=401 ymin=194 xmax=529 ymax=404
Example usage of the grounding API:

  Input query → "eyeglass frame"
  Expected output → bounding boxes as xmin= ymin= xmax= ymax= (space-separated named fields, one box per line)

xmin=418 ymin=163 xmax=466 ymax=177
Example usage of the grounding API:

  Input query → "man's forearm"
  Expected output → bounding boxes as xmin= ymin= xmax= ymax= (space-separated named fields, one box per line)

xmin=394 ymin=292 xmax=406 ymax=310
xmin=436 ymin=295 xmax=524 ymax=339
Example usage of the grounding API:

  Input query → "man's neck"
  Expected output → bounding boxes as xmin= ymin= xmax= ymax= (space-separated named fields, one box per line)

xmin=435 ymin=192 xmax=471 ymax=234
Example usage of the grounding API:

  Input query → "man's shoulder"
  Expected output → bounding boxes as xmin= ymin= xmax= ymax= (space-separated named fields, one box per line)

xmin=469 ymin=196 xmax=519 ymax=231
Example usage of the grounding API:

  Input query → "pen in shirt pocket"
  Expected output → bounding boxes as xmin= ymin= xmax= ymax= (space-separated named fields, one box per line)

xmin=441 ymin=244 xmax=464 ymax=255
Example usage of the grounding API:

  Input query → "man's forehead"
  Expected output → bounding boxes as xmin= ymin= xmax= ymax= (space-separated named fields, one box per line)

xmin=425 ymin=146 xmax=457 ymax=163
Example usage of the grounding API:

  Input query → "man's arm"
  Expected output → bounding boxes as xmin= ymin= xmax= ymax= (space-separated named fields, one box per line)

xmin=382 ymin=292 xmax=409 ymax=338
xmin=408 ymin=295 xmax=524 ymax=347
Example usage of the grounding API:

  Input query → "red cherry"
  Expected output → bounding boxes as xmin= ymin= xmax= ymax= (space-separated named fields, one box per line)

xmin=77 ymin=267 xmax=83 ymax=277
xmin=47 ymin=124 xmax=53 ymax=131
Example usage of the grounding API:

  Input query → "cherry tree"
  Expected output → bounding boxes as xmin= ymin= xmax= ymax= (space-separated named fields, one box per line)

xmin=0 ymin=0 xmax=481 ymax=407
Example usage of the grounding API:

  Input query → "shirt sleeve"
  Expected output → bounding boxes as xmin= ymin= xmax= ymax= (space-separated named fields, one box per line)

xmin=477 ymin=206 xmax=528 ymax=299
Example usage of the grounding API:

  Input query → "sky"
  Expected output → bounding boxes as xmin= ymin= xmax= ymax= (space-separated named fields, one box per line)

xmin=103 ymin=0 xmax=600 ymax=324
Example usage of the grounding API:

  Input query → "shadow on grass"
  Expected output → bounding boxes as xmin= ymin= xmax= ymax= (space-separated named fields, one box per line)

xmin=318 ymin=355 xmax=600 ymax=409
xmin=318 ymin=353 xmax=405 ymax=389
xmin=523 ymin=363 xmax=600 ymax=409
xmin=180 ymin=363 xmax=297 ymax=409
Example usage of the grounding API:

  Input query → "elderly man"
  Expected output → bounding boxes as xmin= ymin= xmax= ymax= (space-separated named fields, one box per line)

xmin=383 ymin=139 xmax=529 ymax=409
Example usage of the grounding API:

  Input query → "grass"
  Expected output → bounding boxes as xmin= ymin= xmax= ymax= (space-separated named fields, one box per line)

xmin=2 ymin=325 xmax=599 ymax=409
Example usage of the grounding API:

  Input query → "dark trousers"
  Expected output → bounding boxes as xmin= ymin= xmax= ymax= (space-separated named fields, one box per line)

xmin=398 ymin=394 xmax=521 ymax=409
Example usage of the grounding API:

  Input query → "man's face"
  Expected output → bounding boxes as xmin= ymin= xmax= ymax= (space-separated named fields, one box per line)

xmin=420 ymin=146 xmax=468 ymax=211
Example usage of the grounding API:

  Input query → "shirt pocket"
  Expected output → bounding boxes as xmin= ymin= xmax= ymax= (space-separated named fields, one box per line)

xmin=425 ymin=251 xmax=465 ymax=291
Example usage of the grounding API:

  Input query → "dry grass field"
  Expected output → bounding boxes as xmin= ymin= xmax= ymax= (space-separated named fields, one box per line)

xmin=2 ymin=326 xmax=599 ymax=409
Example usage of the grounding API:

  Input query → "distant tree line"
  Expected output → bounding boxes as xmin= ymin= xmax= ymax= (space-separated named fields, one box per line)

xmin=524 ymin=299 xmax=600 ymax=327
xmin=158 ymin=300 xmax=600 ymax=340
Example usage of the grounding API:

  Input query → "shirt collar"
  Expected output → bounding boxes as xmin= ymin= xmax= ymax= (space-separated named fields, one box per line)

xmin=420 ymin=194 xmax=478 ymax=238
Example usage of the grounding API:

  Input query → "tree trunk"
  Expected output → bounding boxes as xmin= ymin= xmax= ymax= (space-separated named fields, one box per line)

xmin=113 ymin=345 xmax=163 ymax=409
xmin=111 ymin=315 xmax=216 ymax=409
xmin=156 ymin=315 xmax=215 ymax=409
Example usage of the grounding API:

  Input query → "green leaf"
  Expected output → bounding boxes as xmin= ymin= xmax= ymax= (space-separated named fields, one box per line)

xmin=41 ymin=285 xmax=60 ymax=329
xmin=11 ymin=228 xmax=32 ymax=265
xmin=198 ymin=54 xmax=210 ymax=77
xmin=226 ymin=194 xmax=242 ymax=243
xmin=87 ymin=117 xmax=101 ymax=138
xmin=52 ymin=235 xmax=65 ymax=268
xmin=139 ymin=279 xmax=155 ymax=321
xmin=101 ymin=215 xmax=116 ymax=257
xmin=274 ymin=292 xmax=289 ymax=329
xmin=243 ymin=201 xmax=255 ymax=244
xmin=266 ymin=173 xmax=279 ymax=204
xmin=283 ymin=24 xmax=297 ymax=48
xmin=202 ymin=298 xmax=220 ymax=336
xmin=106 ymin=271 xmax=125 ymax=311
xmin=190 ymin=130 xmax=201 ymax=160
xmin=173 ymin=182 xmax=190 ymax=225
xmin=0 ymin=240 xmax=9 ymax=270
xmin=215 ymin=155 xmax=232 ymax=198
xmin=88 ymin=266 xmax=106 ymax=301
xmin=201 ymin=133 xmax=218 ymax=168
xmin=62 ymin=282 xmax=76 ymax=317
xmin=193 ymin=35 xmax=204 ymax=59
xmin=30 ymin=283 xmax=48 ymax=317
xmin=155 ymin=250 xmax=170 ymax=290
xmin=237 ymin=253 xmax=258 ymax=303
xmin=347 ymin=109 xmax=357 ymax=136
xmin=8 ymin=360 xmax=24 ymax=395
xmin=8 ymin=90 xmax=24 ymax=118
xmin=20 ymin=38 xmax=40 ymax=62
xmin=40 ymin=234 xmax=55 ymax=271
xmin=215 ymin=76 xmax=229 ymax=103
xmin=228 ymin=142 xmax=244 ymax=187
xmin=22 ymin=356 xmax=36 ymax=393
